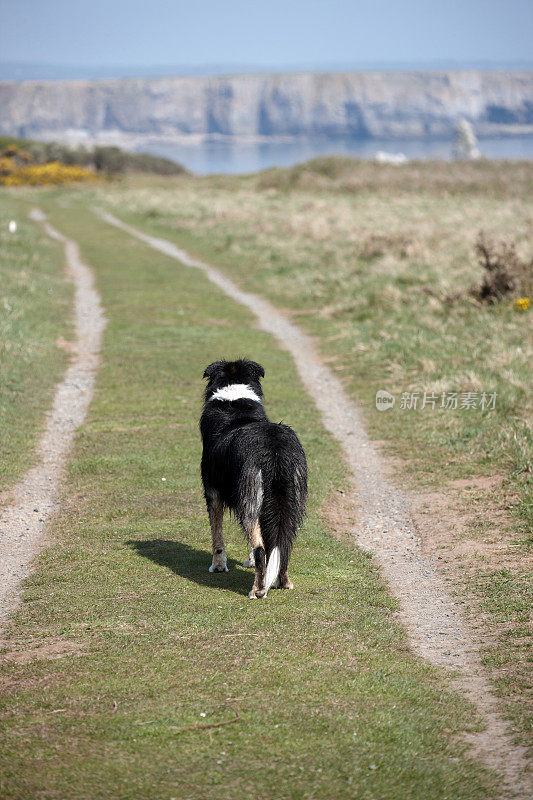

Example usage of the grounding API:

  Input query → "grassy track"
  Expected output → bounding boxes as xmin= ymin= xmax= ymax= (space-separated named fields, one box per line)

xmin=83 ymin=163 xmax=532 ymax=741
xmin=0 ymin=194 xmax=72 ymax=494
xmin=0 ymin=196 xmax=497 ymax=799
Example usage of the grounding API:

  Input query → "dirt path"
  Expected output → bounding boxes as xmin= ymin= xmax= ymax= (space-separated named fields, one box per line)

xmin=0 ymin=209 xmax=105 ymax=627
xmin=98 ymin=210 xmax=530 ymax=798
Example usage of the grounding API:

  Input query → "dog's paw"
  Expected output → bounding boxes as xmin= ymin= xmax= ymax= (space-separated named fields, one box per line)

xmin=209 ymin=558 xmax=228 ymax=573
xmin=248 ymin=587 xmax=267 ymax=599
xmin=273 ymin=577 xmax=293 ymax=589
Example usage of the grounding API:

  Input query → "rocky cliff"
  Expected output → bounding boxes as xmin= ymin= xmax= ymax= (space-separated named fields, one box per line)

xmin=1 ymin=71 xmax=532 ymax=142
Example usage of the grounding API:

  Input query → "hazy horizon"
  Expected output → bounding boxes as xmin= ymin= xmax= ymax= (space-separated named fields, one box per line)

xmin=1 ymin=0 xmax=532 ymax=81
xmin=2 ymin=59 xmax=533 ymax=84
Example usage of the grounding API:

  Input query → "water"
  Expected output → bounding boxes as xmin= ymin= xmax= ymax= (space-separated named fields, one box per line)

xmin=140 ymin=135 xmax=533 ymax=175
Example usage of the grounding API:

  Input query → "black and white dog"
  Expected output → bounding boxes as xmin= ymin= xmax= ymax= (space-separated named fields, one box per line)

xmin=200 ymin=359 xmax=307 ymax=598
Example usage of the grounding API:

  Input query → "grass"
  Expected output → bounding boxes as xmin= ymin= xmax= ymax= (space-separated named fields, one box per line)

xmin=255 ymin=155 xmax=533 ymax=198
xmin=94 ymin=165 xmax=532 ymax=504
xmin=90 ymin=167 xmax=532 ymax=531
xmin=63 ymin=158 xmax=532 ymax=742
xmin=0 ymin=194 xmax=72 ymax=494
xmin=0 ymin=194 xmax=498 ymax=799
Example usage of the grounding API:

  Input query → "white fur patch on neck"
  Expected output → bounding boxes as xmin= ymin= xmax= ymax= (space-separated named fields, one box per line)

xmin=208 ymin=383 xmax=262 ymax=404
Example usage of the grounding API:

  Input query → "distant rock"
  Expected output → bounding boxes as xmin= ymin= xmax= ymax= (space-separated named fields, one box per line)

xmin=375 ymin=151 xmax=408 ymax=165
xmin=0 ymin=71 xmax=531 ymax=144
xmin=453 ymin=118 xmax=481 ymax=160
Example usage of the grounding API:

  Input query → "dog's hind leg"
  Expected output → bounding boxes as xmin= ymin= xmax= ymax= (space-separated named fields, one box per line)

xmin=247 ymin=522 xmax=266 ymax=598
xmin=207 ymin=491 xmax=228 ymax=573
xmin=275 ymin=549 xmax=294 ymax=590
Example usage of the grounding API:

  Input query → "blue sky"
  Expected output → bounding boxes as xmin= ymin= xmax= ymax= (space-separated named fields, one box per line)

xmin=1 ymin=0 xmax=532 ymax=69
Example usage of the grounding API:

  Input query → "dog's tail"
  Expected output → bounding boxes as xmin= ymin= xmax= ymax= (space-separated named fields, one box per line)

xmin=264 ymin=546 xmax=281 ymax=596
xmin=259 ymin=431 xmax=307 ymax=596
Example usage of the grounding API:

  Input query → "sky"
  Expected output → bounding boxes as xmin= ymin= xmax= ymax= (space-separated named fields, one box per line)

xmin=1 ymin=0 xmax=532 ymax=73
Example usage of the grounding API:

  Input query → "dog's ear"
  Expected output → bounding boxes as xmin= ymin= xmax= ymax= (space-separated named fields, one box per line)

xmin=248 ymin=361 xmax=265 ymax=380
xmin=203 ymin=361 xmax=224 ymax=380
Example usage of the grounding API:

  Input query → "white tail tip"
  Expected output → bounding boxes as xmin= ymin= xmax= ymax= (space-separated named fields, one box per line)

xmin=264 ymin=546 xmax=280 ymax=597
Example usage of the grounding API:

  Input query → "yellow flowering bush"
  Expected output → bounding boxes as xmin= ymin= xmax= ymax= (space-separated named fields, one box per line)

xmin=514 ymin=297 xmax=531 ymax=312
xmin=0 ymin=160 xmax=96 ymax=186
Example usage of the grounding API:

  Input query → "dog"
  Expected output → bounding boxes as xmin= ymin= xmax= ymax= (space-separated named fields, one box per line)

xmin=200 ymin=359 xmax=307 ymax=598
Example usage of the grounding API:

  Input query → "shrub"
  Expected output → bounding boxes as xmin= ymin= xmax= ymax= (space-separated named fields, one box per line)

xmin=0 ymin=161 xmax=96 ymax=186
xmin=125 ymin=151 xmax=187 ymax=175
xmin=93 ymin=146 xmax=128 ymax=175
xmin=93 ymin=146 xmax=186 ymax=176
xmin=470 ymin=233 xmax=533 ymax=303
xmin=0 ymin=137 xmax=186 ymax=177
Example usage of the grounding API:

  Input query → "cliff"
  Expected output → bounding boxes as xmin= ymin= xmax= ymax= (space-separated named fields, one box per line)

xmin=1 ymin=71 xmax=532 ymax=142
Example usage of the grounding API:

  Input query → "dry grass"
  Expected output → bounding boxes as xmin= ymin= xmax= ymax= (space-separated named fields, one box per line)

xmin=256 ymin=156 xmax=533 ymax=199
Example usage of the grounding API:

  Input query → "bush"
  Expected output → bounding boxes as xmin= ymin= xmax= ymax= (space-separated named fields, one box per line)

xmin=0 ymin=161 xmax=96 ymax=186
xmin=93 ymin=146 xmax=128 ymax=175
xmin=125 ymin=151 xmax=187 ymax=175
xmin=0 ymin=137 xmax=187 ymax=177
xmin=470 ymin=233 xmax=532 ymax=303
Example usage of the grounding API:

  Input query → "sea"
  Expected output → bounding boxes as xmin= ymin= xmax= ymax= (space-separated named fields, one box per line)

xmin=139 ymin=135 xmax=533 ymax=175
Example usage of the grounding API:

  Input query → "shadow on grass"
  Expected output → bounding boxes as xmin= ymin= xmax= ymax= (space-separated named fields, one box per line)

xmin=126 ymin=539 xmax=252 ymax=596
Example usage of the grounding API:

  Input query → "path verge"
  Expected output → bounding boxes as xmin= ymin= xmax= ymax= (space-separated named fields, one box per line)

xmin=0 ymin=209 xmax=105 ymax=626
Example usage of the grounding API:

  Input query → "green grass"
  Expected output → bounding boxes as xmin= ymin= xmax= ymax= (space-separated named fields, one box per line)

xmin=0 ymin=195 xmax=497 ymax=800
xmin=0 ymin=194 xmax=72 ymax=494
xmin=69 ymin=161 xmax=532 ymax=742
